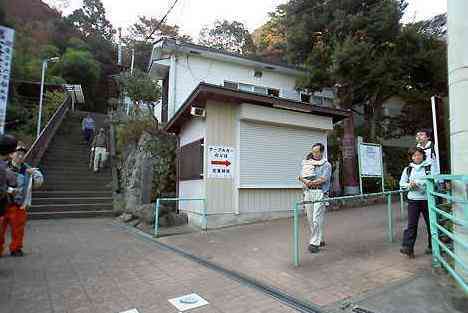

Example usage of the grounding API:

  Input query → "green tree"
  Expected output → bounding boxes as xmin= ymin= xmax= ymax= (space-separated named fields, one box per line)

xmin=262 ymin=0 xmax=447 ymax=142
xmin=117 ymin=69 xmax=161 ymax=123
xmin=199 ymin=20 xmax=256 ymax=55
xmin=66 ymin=0 xmax=115 ymax=41
xmin=53 ymin=48 xmax=101 ymax=108
xmin=123 ymin=16 xmax=192 ymax=71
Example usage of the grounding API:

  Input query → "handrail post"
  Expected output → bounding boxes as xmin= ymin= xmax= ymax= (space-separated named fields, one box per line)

xmin=427 ymin=179 xmax=441 ymax=268
xmin=293 ymin=201 xmax=300 ymax=267
xmin=400 ymin=192 xmax=405 ymax=218
xmin=154 ymin=199 xmax=160 ymax=238
xmin=203 ymin=198 xmax=208 ymax=231
xmin=387 ymin=194 xmax=394 ymax=242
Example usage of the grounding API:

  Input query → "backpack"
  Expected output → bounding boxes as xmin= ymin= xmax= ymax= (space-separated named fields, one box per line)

xmin=421 ymin=142 xmax=436 ymax=160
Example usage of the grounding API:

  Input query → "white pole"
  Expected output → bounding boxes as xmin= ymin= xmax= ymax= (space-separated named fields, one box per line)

xmin=130 ymin=48 xmax=135 ymax=75
xmin=448 ymin=0 xmax=468 ymax=281
xmin=37 ymin=60 xmax=47 ymax=138
xmin=430 ymin=96 xmax=441 ymax=172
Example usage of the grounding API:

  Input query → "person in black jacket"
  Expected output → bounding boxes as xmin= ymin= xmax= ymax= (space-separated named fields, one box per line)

xmin=0 ymin=135 xmax=17 ymax=220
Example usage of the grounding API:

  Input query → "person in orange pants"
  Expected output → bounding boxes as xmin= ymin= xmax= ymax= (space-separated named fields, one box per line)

xmin=0 ymin=204 xmax=27 ymax=256
xmin=0 ymin=145 xmax=43 ymax=257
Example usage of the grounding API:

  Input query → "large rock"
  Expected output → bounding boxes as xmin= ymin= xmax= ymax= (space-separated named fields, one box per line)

xmin=120 ymin=132 xmax=155 ymax=211
xmin=158 ymin=212 xmax=188 ymax=228
xmin=132 ymin=203 xmax=155 ymax=224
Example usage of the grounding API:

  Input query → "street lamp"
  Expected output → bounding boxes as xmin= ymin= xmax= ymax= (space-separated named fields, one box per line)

xmin=37 ymin=56 xmax=60 ymax=138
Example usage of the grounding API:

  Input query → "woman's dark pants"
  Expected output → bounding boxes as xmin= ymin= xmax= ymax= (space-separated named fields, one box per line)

xmin=402 ymin=199 xmax=432 ymax=251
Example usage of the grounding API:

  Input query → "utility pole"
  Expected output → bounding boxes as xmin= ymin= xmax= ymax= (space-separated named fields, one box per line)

xmin=447 ymin=0 xmax=468 ymax=280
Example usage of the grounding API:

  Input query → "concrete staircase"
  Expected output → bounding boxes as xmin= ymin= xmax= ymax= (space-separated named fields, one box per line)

xmin=30 ymin=112 xmax=115 ymax=219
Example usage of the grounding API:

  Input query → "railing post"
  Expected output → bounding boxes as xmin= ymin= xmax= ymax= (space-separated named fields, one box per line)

xmin=427 ymin=179 xmax=441 ymax=268
xmin=154 ymin=199 xmax=160 ymax=238
xmin=293 ymin=201 xmax=300 ymax=267
xmin=400 ymin=192 xmax=405 ymax=218
xmin=387 ymin=194 xmax=394 ymax=242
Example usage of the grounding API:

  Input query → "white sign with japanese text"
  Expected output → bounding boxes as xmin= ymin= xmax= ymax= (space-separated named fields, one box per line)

xmin=208 ymin=145 xmax=234 ymax=178
xmin=359 ymin=143 xmax=383 ymax=177
xmin=0 ymin=26 xmax=14 ymax=134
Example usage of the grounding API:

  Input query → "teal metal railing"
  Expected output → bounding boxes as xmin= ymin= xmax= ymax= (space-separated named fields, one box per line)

xmin=154 ymin=198 xmax=207 ymax=237
xmin=427 ymin=175 xmax=468 ymax=294
xmin=292 ymin=190 xmax=406 ymax=267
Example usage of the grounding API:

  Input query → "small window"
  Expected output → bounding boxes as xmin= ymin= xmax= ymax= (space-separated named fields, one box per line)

xmin=312 ymin=96 xmax=323 ymax=105
xmin=300 ymin=93 xmax=311 ymax=103
xmin=253 ymin=86 xmax=267 ymax=95
xmin=224 ymin=81 xmax=238 ymax=89
xmin=239 ymin=83 xmax=254 ymax=92
xmin=254 ymin=70 xmax=263 ymax=78
xmin=322 ymin=97 xmax=334 ymax=107
xmin=267 ymin=88 xmax=279 ymax=97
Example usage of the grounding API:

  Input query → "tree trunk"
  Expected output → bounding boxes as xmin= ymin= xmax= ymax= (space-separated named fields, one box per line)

xmin=342 ymin=115 xmax=360 ymax=194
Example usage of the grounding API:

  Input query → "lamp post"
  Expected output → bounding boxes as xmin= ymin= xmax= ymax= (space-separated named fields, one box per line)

xmin=37 ymin=57 xmax=59 ymax=138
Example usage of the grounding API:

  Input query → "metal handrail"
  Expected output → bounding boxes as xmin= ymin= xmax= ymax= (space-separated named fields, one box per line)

xmin=24 ymin=96 xmax=72 ymax=167
xmin=426 ymin=175 xmax=468 ymax=294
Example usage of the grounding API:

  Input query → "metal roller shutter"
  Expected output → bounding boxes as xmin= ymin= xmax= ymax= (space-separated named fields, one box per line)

xmin=239 ymin=121 xmax=326 ymax=188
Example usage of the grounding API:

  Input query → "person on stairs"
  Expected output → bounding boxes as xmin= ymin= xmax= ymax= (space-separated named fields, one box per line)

xmin=91 ymin=128 xmax=108 ymax=173
xmin=399 ymin=147 xmax=433 ymax=259
xmin=0 ymin=144 xmax=43 ymax=257
xmin=82 ymin=113 xmax=96 ymax=145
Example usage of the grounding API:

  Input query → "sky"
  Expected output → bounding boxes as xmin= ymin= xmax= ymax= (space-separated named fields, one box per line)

xmin=50 ymin=0 xmax=447 ymax=40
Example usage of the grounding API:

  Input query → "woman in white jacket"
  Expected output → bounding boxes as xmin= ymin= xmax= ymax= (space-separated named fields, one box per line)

xmin=399 ymin=147 xmax=433 ymax=258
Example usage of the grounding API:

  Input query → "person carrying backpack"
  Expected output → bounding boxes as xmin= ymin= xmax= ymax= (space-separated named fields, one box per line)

xmin=415 ymin=129 xmax=439 ymax=175
xmin=399 ymin=147 xmax=433 ymax=259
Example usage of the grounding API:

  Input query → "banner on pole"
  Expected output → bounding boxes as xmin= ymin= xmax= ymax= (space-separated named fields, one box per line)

xmin=0 ymin=26 xmax=14 ymax=134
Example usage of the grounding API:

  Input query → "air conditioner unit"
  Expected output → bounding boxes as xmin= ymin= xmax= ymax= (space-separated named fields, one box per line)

xmin=190 ymin=106 xmax=206 ymax=118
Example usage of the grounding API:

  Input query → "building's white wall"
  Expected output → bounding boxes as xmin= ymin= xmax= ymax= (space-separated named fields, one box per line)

xmin=204 ymin=100 xmax=238 ymax=216
xmin=240 ymin=103 xmax=333 ymax=131
xmin=238 ymin=189 xmax=302 ymax=214
xmin=178 ymin=119 xmax=206 ymax=219
xmin=170 ymin=54 xmax=298 ymax=118
xmin=179 ymin=180 xmax=205 ymax=221
xmin=179 ymin=118 xmax=205 ymax=146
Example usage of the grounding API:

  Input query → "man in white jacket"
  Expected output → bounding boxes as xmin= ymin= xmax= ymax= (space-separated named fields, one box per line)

xmin=415 ymin=129 xmax=439 ymax=175
xmin=399 ymin=147 xmax=433 ymax=259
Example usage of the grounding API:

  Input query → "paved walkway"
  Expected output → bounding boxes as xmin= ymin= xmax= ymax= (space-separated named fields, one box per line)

xmin=0 ymin=219 xmax=298 ymax=313
xmin=160 ymin=203 xmax=466 ymax=311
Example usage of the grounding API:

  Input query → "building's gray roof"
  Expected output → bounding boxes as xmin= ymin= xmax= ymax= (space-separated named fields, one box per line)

xmin=164 ymin=82 xmax=350 ymax=133
xmin=152 ymin=37 xmax=305 ymax=75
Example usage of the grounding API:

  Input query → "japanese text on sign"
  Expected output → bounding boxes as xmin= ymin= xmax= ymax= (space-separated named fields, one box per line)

xmin=359 ymin=144 xmax=383 ymax=177
xmin=208 ymin=145 xmax=234 ymax=178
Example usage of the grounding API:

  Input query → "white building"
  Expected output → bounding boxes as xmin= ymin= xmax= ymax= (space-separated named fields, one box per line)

xmin=148 ymin=38 xmax=349 ymax=228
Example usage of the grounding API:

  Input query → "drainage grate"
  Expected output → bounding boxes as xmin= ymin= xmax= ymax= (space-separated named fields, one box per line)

xmin=352 ymin=307 xmax=379 ymax=313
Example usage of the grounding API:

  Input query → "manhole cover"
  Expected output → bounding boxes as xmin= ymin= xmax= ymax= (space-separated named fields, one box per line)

xmin=168 ymin=293 xmax=209 ymax=311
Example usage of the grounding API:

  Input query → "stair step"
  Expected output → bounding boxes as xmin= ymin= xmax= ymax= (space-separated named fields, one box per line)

xmin=38 ymin=185 xmax=113 ymax=191
xmin=42 ymin=176 xmax=112 ymax=182
xmin=30 ymin=203 xmax=113 ymax=213
xmin=33 ymin=191 xmax=113 ymax=198
xmin=32 ymin=197 xmax=113 ymax=205
xmin=29 ymin=210 xmax=115 ymax=219
xmin=40 ymin=166 xmax=111 ymax=173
